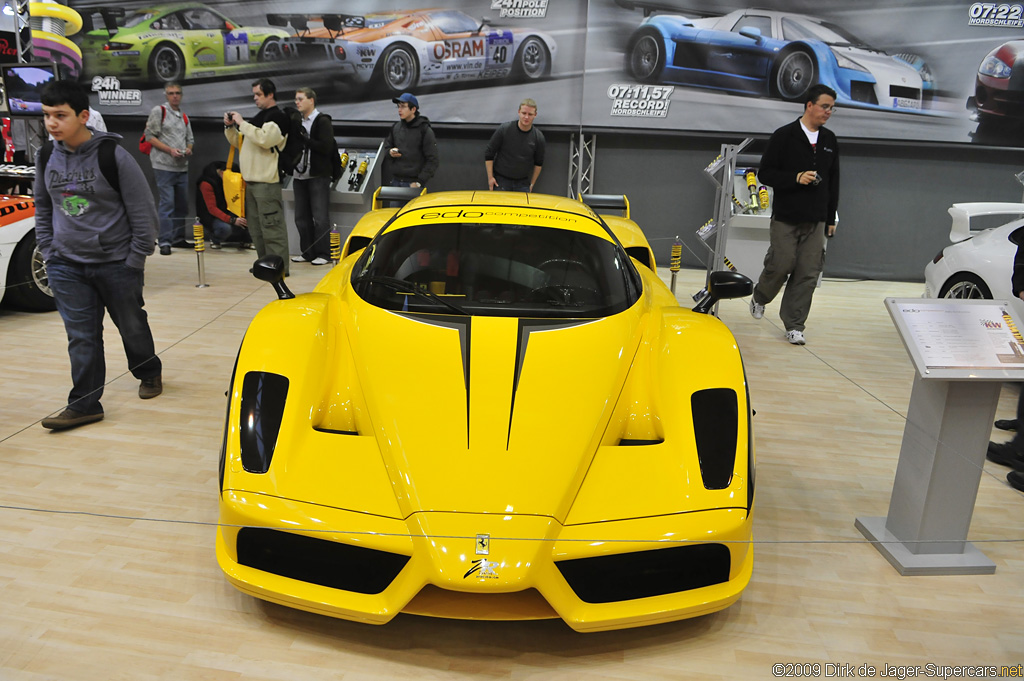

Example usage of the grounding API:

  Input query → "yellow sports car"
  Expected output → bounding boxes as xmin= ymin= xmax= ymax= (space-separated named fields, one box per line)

xmin=216 ymin=191 xmax=755 ymax=632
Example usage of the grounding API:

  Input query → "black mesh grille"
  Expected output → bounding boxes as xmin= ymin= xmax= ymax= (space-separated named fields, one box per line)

xmin=237 ymin=527 xmax=409 ymax=594
xmin=556 ymin=543 xmax=731 ymax=603
xmin=889 ymin=85 xmax=920 ymax=100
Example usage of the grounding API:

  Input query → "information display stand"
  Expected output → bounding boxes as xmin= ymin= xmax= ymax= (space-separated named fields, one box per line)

xmin=855 ymin=298 xmax=1024 ymax=575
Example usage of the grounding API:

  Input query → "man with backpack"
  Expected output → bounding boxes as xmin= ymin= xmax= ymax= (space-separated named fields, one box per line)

xmin=34 ymin=80 xmax=163 ymax=430
xmin=145 ymin=82 xmax=193 ymax=256
xmin=289 ymin=87 xmax=334 ymax=266
xmin=224 ymin=78 xmax=289 ymax=273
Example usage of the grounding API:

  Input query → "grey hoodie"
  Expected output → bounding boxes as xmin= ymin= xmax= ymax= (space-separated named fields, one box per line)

xmin=34 ymin=131 xmax=158 ymax=270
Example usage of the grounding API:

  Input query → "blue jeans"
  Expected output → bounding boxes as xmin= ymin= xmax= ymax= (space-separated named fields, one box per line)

xmin=207 ymin=219 xmax=232 ymax=244
xmin=293 ymin=175 xmax=332 ymax=260
xmin=493 ymin=174 xmax=531 ymax=192
xmin=154 ymin=168 xmax=189 ymax=247
xmin=47 ymin=258 xmax=162 ymax=415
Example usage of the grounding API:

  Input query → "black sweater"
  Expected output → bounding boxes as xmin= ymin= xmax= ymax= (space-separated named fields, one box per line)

xmin=758 ymin=118 xmax=839 ymax=226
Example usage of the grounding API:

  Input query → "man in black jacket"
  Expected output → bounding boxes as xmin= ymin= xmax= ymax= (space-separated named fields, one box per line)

xmin=750 ymin=83 xmax=840 ymax=346
xmin=290 ymin=87 xmax=334 ymax=265
xmin=987 ymin=226 xmax=1024 ymax=492
xmin=383 ymin=93 xmax=438 ymax=188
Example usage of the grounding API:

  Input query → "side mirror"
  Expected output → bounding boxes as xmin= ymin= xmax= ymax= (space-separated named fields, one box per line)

xmin=738 ymin=27 xmax=762 ymax=43
xmin=692 ymin=270 xmax=753 ymax=314
xmin=251 ymin=255 xmax=295 ymax=300
xmin=224 ymin=21 xmax=235 ymax=32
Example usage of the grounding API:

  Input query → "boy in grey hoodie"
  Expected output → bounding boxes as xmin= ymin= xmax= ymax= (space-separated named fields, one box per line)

xmin=34 ymin=80 xmax=163 ymax=430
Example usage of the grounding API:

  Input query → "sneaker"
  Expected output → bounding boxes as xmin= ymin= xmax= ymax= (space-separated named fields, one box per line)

xmin=159 ymin=245 xmax=171 ymax=256
xmin=41 ymin=408 xmax=104 ymax=430
xmin=786 ymin=330 xmax=806 ymax=345
xmin=1008 ymin=470 xmax=1024 ymax=492
xmin=310 ymin=257 xmax=330 ymax=266
xmin=750 ymin=299 xmax=764 ymax=320
xmin=139 ymin=375 xmax=163 ymax=399
xmin=995 ymin=419 xmax=1018 ymax=431
xmin=986 ymin=441 xmax=1024 ymax=470
xmin=171 ymin=240 xmax=192 ymax=249
xmin=209 ymin=242 xmax=222 ymax=250
xmin=290 ymin=255 xmax=307 ymax=263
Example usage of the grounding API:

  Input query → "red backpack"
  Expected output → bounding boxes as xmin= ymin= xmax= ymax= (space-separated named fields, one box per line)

xmin=139 ymin=105 xmax=189 ymax=155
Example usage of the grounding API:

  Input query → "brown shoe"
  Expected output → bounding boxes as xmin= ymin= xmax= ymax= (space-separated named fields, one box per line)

xmin=139 ymin=375 xmax=163 ymax=399
xmin=41 ymin=408 xmax=104 ymax=430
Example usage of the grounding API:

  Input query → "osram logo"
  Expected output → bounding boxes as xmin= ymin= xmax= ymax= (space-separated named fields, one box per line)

xmin=420 ymin=209 xmax=484 ymax=219
xmin=433 ymin=38 xmax=484 ymax=60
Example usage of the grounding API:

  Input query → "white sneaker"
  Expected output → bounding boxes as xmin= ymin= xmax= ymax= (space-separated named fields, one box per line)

xmin=750 ymin=299 xmax=764 ymax=320
xmin=786 ymin=330 xmax=806 ymax=345
xmin=310 ymin=257 xmax=330 ymax=266
xmin=290 ymin=255 xmax=307 ymax=263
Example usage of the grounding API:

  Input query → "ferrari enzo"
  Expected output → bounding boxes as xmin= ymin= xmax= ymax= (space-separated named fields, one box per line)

xmin=972 ymin=41 xmax=1024 ymax=124
xmin=924 ymin=201 xmax=1024 ymax=323
xmin=619 ymin=2 xmax=930 ymax=111
xmin=269 ymin=9 xmax=556 ymax=95
xmin=79 ymin=3 xmax=289 ymax=85
xmin=216 ymin=190 xmax=756 ymax=632
xmin=0 ymin=193 xmax=53 ymax=311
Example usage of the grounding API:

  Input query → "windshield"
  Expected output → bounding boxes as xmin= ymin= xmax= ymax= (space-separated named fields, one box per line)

xmin=352 ymin=221 xmax=641 ymax=318
xmin=782 ymin=17 xmax=870 ymax=49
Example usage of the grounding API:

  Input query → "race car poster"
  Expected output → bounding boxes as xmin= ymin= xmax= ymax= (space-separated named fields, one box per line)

xmin=29 ymin=0 xmax=1024 ymax=145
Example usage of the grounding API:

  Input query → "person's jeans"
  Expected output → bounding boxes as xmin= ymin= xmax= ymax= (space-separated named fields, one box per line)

xmin=293 ymin=175 xmax=332 ymax=260
xmin=46 ymin=258 xmax=162 ymax=415
xmin=208 ymin=219 xmax=233 ymax=244
xmin=154 ymin=168 xmax=189 ymax=247
xmin=494 ymin=174 xmax=531 ymax=192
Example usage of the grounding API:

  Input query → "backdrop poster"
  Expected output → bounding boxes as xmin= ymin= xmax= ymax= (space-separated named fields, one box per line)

xmin=72 ymin=0 xmax=587 ymax=127
xmin=582 ymin=0 xmax=1024 ymax=145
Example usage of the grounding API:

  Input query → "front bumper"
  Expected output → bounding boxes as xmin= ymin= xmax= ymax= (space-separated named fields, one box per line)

xmin=217 ymin=490 xmax=753 ymax=632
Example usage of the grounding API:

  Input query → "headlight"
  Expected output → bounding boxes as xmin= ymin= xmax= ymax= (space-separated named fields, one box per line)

xmin=831 ymin=49 xmax=868 ymax=72
xmin=980 ymin=55 xmax=1012 ymax=79
xmin=103 ymin=42 xmax=134 ymax=51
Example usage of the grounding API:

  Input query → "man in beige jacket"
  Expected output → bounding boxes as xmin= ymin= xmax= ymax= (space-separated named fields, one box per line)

xmin=224 ymin=78 xmax=289 ymax=273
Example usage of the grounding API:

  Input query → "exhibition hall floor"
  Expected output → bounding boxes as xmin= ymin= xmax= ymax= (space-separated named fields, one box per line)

xmin=1 ymin=252 xmax=1021 ymax=679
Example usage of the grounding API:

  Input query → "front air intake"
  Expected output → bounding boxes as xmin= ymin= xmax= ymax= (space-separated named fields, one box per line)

xmin=237 ymin=527 xmax=410 ymax=594
xmin=556 ymin=543 xmax=731 ymax=603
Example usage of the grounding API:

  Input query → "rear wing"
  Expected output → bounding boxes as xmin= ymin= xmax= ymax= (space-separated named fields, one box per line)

xmin=947 ymin=202 xmax=1024 ymax=243
xmin=579 ymin=194 xmax=657 ymax=270
xmin=372 ymin=185 xmax=425 ymax=210
xmin=613 ymin=0 xmax=715 ymax=18
xmin=579 ymin=193 xmax=630 ymax=219
xmin=81 ymin=7 xmax=124 ymax=37
xmin=267 ymin=13 xmax=365 ymax=38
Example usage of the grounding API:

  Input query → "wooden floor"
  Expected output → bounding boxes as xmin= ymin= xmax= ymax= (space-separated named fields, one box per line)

xmin=1 ymin=253 xmax=1022 ymax=679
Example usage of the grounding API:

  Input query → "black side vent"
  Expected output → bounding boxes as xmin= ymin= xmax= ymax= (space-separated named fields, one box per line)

xmin=617 ymin=438 xmax=663 ymax=446
xmin=345 ymin=235 xmax=372 ymax=258
xmin=624 ymin=246 xmax=653 ymax=270
xmin=691 ymin=388 xmax=738 ymax=490
xmin=239 ymin=371 xmax=289 ymax=474
xmin=237 ymin=527 xmax=410 ymax=594
xmin=556 ymin=543 xmax=731 ymax=603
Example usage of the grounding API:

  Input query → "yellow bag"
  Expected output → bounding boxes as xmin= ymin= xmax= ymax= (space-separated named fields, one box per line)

xmin=223 ymin=137 xmax=245 ymax=218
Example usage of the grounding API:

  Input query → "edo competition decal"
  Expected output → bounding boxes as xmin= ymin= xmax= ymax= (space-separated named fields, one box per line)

xmin=968 ymin=3 xmax=1024 ymax=26
xmin=608 ymin=84 xmax=674 ymax=118
xmin=491 ymin=0 xmax=548 ymax=19
xmin=91 ymin=76 xmax=142 ymax=107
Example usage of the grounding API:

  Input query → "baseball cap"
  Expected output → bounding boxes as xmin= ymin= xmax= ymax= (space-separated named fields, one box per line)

xmin=392 ymin=92 xmax=419 ymax=109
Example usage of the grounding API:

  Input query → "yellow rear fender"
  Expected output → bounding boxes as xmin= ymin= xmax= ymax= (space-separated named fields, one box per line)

xmin=342 ymin=209 xmax=398 ymax=259
xmin=603 ymin=216 xmax=657 ymax=270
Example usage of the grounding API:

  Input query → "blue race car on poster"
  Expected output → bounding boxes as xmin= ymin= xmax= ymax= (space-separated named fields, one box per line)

xmin=617 ymin=3 xmax=932 ymax=111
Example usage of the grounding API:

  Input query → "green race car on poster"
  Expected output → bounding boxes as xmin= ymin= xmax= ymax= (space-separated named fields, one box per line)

xmin=79 ymin=3 xmax=289 ymax=85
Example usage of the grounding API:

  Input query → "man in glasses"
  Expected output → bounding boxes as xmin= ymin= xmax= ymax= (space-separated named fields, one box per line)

xmin=749 ymin=84 xmax=839 ymax=346
xmin=145 ymin=82 xmax=194 ymax=255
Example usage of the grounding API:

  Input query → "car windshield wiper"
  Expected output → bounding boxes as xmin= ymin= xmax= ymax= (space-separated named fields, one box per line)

xmin=352 ymin=274 xmax=469 ymax=315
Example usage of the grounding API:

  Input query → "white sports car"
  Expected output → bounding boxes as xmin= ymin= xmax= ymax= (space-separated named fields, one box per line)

xmin=923 ymin=202 xmax=1024 ymax=322
xmin=270 ymin=9 xmax=556 ymax=95
xmin=0 ymin=192 xmax=53 ymax=311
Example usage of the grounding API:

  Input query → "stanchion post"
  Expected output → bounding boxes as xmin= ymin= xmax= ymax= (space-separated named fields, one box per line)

xmin=193 ymin=217 xmax=209 ymax=288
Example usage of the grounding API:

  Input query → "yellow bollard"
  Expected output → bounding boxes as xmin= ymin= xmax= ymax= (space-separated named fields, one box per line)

xmin=193 ymin=217 xmax=209 ymax=288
